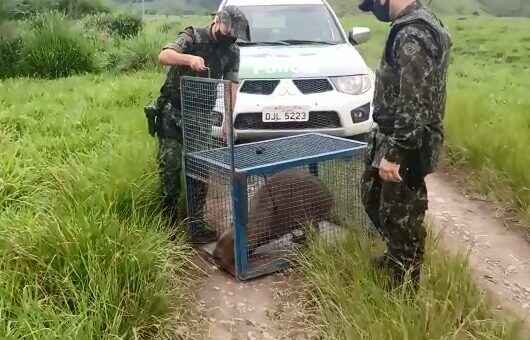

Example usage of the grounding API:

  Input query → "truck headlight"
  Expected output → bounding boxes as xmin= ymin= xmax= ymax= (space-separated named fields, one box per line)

xmin=330 ymin=75 xmax=371 ymax=95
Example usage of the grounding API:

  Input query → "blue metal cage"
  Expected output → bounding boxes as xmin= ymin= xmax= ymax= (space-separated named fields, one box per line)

xmin=180 ymin=77 xmax=369 ymax=280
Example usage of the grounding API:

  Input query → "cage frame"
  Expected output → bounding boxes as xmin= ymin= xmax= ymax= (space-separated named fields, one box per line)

xmin=229 ymin=135 xmax=365 ymax=280
xmin=180 ymin=76 xmax=367 ymax=281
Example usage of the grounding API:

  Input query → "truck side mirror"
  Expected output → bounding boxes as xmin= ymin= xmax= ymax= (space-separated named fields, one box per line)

xmin=348 ymin=27 xmax=371 ymax=45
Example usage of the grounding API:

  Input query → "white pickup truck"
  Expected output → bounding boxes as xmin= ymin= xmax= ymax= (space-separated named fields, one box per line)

xmin=216 ymin=0 xmax=375 ymax=142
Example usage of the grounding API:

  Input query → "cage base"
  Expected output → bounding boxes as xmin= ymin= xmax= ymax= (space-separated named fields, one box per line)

xmin=196 ymin=221 xmax=346 ymax=281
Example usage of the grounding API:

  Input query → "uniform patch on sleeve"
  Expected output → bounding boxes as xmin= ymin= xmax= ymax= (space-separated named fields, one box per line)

xmin=402 ymin=41 xmax=420 ymax=56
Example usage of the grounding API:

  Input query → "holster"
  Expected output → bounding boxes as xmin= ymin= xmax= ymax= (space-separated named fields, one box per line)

xmin=144 ymin=104 xmax=160 ymax=137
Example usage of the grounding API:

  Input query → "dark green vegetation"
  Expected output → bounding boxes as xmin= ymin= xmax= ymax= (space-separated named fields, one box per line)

xmin=115 ymin=0 xmax=219 ymax=16
xmin=0 ymin=12 xmax=209 ymax=79
xmin=0 ymin=0 xmax=110 ymax=20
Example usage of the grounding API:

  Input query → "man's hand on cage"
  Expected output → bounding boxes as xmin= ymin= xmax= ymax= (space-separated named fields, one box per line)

xmin=378 ymin=158 xmax=402 ymax=183
xmin=189 ymin=56 xmax=207 ymax=72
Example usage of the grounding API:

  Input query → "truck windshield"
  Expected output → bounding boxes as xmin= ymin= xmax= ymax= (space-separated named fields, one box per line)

xmin=237 ymin=5 xmax=345 ymax=45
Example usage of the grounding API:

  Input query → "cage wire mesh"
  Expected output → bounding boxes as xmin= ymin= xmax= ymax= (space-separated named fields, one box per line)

xmin=181 ymin=77 xmax=234 ymax=241
xmin=181 ymin=76 xmax=369 ymax=280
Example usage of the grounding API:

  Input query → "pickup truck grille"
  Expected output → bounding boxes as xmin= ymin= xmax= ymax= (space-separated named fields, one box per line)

xmin=234 ymin=111 xmax=341 ymax=130
xmin=240 ymin=80 xmax=280 ymax=95
xmin=293 ymin=79 xmax=333 ymax=94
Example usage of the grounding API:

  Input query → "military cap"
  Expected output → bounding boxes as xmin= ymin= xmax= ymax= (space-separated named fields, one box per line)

xmin=216 ymin=6 xmax=250 ymax=41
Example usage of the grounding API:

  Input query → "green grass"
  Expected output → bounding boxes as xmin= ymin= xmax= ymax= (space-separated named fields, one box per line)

xmin=0 ymin=71 xmax=193 ymax=339
xmin=298 ymin=229 xmax=522 ymax=339
xmin=1 ymin=13 xmax=211 ymax=79
xmin=342 ymin=15 xmax=530 ymax=221
xmin=443 ymin=17 xmax=530 ymax=220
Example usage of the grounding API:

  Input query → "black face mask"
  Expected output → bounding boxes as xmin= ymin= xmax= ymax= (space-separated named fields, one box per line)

xmin=218 ymin=34 xmax=237 ymax=44
xmin=372 ymin=0 xmax=391 ymax=22
xmin=214 ymin=26 xmax=237 ymax=44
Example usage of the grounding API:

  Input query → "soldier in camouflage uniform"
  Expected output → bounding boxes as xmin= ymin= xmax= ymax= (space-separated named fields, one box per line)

xmin=358 ymin=0 xmax=452 ymax=287
xmin=144 ymin=6 xmax=249 ymax=243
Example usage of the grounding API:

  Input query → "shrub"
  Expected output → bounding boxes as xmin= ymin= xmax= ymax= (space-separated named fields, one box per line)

xmin=0 ymin=37 xmax=23 ymax=78
xmin=83 ymin=12 xmax=142 ymax=39
xmin=8 ymin=0 xmax=109 ymax=19
xmin=115 ymin=31 xmax=165 ymax=72
xmin=21 ymin=12 xmax=96 ymax=78
xmin=108 ymin=13 xmax=142 ymax=38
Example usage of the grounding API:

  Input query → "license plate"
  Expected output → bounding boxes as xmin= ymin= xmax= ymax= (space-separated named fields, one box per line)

xmin=262 ymin=106 xmax=310 ymax=122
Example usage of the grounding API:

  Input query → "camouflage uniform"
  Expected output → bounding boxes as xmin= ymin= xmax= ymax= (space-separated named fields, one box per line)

xmin=144 ymin=6 xmax=248 ymax=233
xmin=360 ymin=1 xmax=452 ymax=284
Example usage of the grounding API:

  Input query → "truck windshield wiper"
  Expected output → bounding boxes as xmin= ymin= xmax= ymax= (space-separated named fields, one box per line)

xmin=238 ymin=41 xmax=290 ymax=46
xmin=278 ymin=40 xmax=338 ymax=45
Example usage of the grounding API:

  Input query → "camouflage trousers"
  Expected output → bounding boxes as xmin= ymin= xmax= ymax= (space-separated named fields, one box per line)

xmin=361 ymin=134 xmax=428 ymax=283
xmin=156 ymin=99 xmax=209 ymax=226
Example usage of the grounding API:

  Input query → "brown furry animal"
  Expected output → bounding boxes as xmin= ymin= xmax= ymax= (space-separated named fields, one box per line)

xmin=213 ymin=169 xmax=334 ymax=273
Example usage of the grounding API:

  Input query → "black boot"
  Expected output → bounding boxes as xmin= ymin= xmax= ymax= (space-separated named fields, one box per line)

xmin=184 ymin=218 xmax=217 ymax=244
xmin=189 ymin=228 xmax=217 ymax=244
xmin=371 ymin=254 xmax=419 ymax=291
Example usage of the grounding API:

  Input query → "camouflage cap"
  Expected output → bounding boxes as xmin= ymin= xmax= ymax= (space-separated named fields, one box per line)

xmin=216 ymin=6 xmax=250 ymax=41
xmin=358 ymin=0 xmax=374 ymax=12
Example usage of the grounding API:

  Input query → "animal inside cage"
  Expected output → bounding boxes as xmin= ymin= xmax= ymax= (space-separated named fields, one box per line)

xmin=180 ymin=76 xmax=369 ymax=280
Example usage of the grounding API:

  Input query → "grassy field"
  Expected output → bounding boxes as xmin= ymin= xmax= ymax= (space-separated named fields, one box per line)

xmin=1 ymin=11 xmax=529 ymax=339
xmin=0 ymin=71 xmax=196 ymax=339
xmin=298 ymin=230 xmax=522 ymax=339
xmin=343 ymin=15 xmax=530 ymax=221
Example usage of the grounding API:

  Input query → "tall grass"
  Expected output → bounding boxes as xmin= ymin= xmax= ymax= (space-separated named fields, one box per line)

xmin=0 ymin=36 xmax=23 ymax=78
xmin=83 ymin=12 xmax=143 ymax=39
xmin=443 ymin=17 xmax=530 ymax=219
xmin=113 ymin=30 xmax=169 ymax=72
xmin=0 ymin=71 xmax=191 ymax=339
xmin=0 ymin=13 xmax=213 ymax=79
xmin=298 ymin=229 xmax=522 ymax=339
xmin=22 ymin=12 xmax=96 ymax=78
xmin=3 ymin=0 xmax=110 ymax=20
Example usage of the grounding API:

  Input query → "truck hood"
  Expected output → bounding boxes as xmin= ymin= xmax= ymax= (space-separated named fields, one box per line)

xmin=239 ymin=44 xmax=370 ymax=80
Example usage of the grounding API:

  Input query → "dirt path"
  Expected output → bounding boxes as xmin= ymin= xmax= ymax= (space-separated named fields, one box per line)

xmin=190 ymin=256 xmax=313 ymax=340
xmin=427 ymin=171 xmax=530 ymax=322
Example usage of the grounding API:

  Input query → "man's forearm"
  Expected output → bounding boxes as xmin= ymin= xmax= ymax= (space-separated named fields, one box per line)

xmin=159 ymin=49 xmax=194 ymax=67
xmin=230 ymin=82 xmax=238 ymax=112
xmin=220 ymin=82 xmax=238 ymax=142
